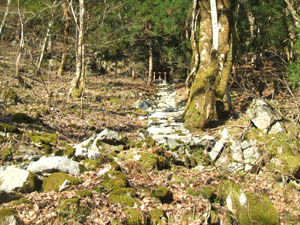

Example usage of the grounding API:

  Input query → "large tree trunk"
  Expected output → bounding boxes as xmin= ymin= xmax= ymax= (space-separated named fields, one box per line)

xmin=184 ymin=0 xmax=233 ymax=131
xmin=58 ymin=2 xmax=71 ymax=77
xmin=69 ymin=0 xmax=85 ymax=99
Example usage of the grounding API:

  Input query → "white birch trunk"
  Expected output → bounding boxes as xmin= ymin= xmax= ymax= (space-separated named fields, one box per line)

xmin=210 ymin=0 xmax=219 ymax=51
xmin=0 ymin=0 xmax=11 ymax=37
xmin=69 ymin=0 xmax=85 ymax=98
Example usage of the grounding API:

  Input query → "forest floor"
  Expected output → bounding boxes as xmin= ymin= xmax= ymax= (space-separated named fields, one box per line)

xmin=1 ymin=40 xmax=300 ymax=224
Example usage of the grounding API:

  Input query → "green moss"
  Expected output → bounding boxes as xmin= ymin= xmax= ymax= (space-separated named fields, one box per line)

xmin=75 ymin=190 xmax=93 ymax=198
xmin=1 ymin=147 xmax=14 ymax=161
xmin=0 ymin=191 xmax=21 ymax=204
xmin=9 ymin=198 xmax=34 ymax=206
xmin=124 ymin=209 xmax=146 ymax=225
xmin=0 ymin=122 xmax=19 ymax=133
xmin=30 ymin=132 xmax=58 ymax=146
xmin=70 ymin=85 xmax=84 ymax=99
xmin=149 ymin=209 xmax=167 ymax=225
xmin=0 ymin=208 xmax=16 ymax=221
xmin=55 ymin=147 xmax=75 ymax=158
xmin=139 ymin=152 xmax=169 ymax=172
xmin=42 ymin=172 xmax=83 ymax=192
xmin=11 ymin=113 xmax=34 ymax=123
xmin=57 ymin=197 xmax=91 ymax=220
xmin=96 ymin=140 xmax=124 ymax=152
xmin=0 ymin=87 xmax=18 ymax=105
xmin=80 ymin=159 xmax=99 ymax=171
xmin=218 ymin=180 xmax=279 ymax=225
xmin=102 ymin=171 xmax=128 ymax=190
xmin=151 ymin=186 xmax=173 ymax=203
xmin=187 ymin=186 xmax=215 ymax=200
xmin=108 ymin=188 xmax=139 ymax=207
xmin=20 ymin=171 xmax=41 ymax=193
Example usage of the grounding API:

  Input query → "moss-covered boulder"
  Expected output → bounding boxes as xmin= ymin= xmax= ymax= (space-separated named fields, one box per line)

xmin=218 ymin=180 xmax=279 ymax=225
xmin=0 ymin=208 xmax=21 ymax=225
xmin=108 ymin=188 xmax=140 ymax=207
xmin=0 ymin=122 xmax=20 ymax=133
xmin=187 ymin=186 xmax=215 ymax=201
xmin=151 ymin=186 xmax=173 ymax=203
xmin=55 ymin=147 xmax=75 ymax=158
xmin=0 ymin=166 xmax=41 ymax=193
xmin=149 ymin=209 xmax=167 ymax=225
xmin=42 ymin=172 xmax=82 ymax=192
xmin=75 ymin=189 xmax=93 ymax=198
xmin=102 ymin=171 xmax=128 ymax=190
xmin=1 ymin=147 xmax=14 ymax=161
xmin=124 ymin=208 xmax=147 ymax=225
xmin=0 ymin=87 xmax=18 ymax=105
xmin=29 ymin=132 xmax=58 ymax=153
xmin=80 ymin=159 xmax=99 ymax=171
xmin=11 ymin=113 xmax=34 ymax=124
xmin=57 ymin=197 xmax=91 ymax=221
xmin=118 ymin=149 xmax=169 ymax=172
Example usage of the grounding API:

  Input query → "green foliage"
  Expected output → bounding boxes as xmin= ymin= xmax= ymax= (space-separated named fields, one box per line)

xmin=287 ymin=29 xmax=300 ymax=89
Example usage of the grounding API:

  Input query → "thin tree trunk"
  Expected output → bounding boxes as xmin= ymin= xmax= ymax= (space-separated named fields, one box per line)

xmin=15 ymin=0 xmax=27 ymax=88
xmin=58 ymin=2 xmax=71 ymax=76
xmin=210 ymin=0 xmax=219 ymax=50
xmin=69 ymin=0 xmax=85 ymax=99
xmin=0 ymin=0 xmax=11 ymax=38
xmin=147 ymin=38 xmax=153 ymax=86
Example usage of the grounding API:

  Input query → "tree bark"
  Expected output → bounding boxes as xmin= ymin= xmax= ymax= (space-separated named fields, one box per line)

xmin=58 ymin=2 xmax=71 ymax=77
xmin=186 ymin=0 xmax=200 ymax=89
xmin=68 ymin=0 xmax=85 ymax=99
xmin=184 ymin=0 xmax=234 ymax=131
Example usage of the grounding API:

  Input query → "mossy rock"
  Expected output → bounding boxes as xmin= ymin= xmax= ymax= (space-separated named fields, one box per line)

xmin=1 ymin=147 xmax=14 ymax=161
xmin=0 ymin=191 xmax=21 ymax=204
xmin=0 ymin=208 xmax=19 ymax=224
xmin=0 ymin=87 xmax=18 ymax=105
xmin=124 ymin=208 xmax=147 ymax=225
xmin=42 ymin=172 xmax=83 ymax=192
xmin=149 ymin=209 xmax=167 ymax=225
xmin=96 ymin=140 xmax=124 ymax=152
xmin=139 ymin=152 xmax=169 ymax=172
xmin=75 ymin=190 xmax=93 ymax=198
xmin=29 ymin=132 xmax=58 ymax=146
xmin=108 ymin=188 xmax=140 ymax=207
xmin=218 ymin=180 xmax=279 ymax=225
xmin=20 ymin=171 xmax=41 ymax=193
xmin=80 ymin=159 xmax=99 ymax=171
xmin=0 ymin=122 xmax=20 ymax=133
xmin=57 ymin=197 xmax=91 ymax=221
xmin=11 ymin=113 xmax=34 ymax=124
xmin=102 ymin=171 xmax=128 ymax=190
xmin=187 ymin=186 xmax=215 ymax=201
xmin=55 ymin=147 xmax=75 ymax=158
xmin=151 ymin=186 xmax=173 ymax=203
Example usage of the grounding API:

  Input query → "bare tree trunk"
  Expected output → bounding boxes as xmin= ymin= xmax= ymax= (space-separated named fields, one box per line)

xmin=186 ymin=0 xmax=200 ymax=89
xmin=0 ymin=0 xmax=11 ymax=38
xmin=69 ymin=0 xmax=85 ymax=99
xmin=15 ymin=0 xmax=27 ymax=88
xmin=58 ymin=2 xmax=71 ymax=76
xmin=147 ymin=38 xmax=153 ymax=86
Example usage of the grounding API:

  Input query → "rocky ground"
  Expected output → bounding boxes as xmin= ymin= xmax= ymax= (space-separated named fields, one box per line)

xmin=1 ymin=40 xmax=300 ymax=224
